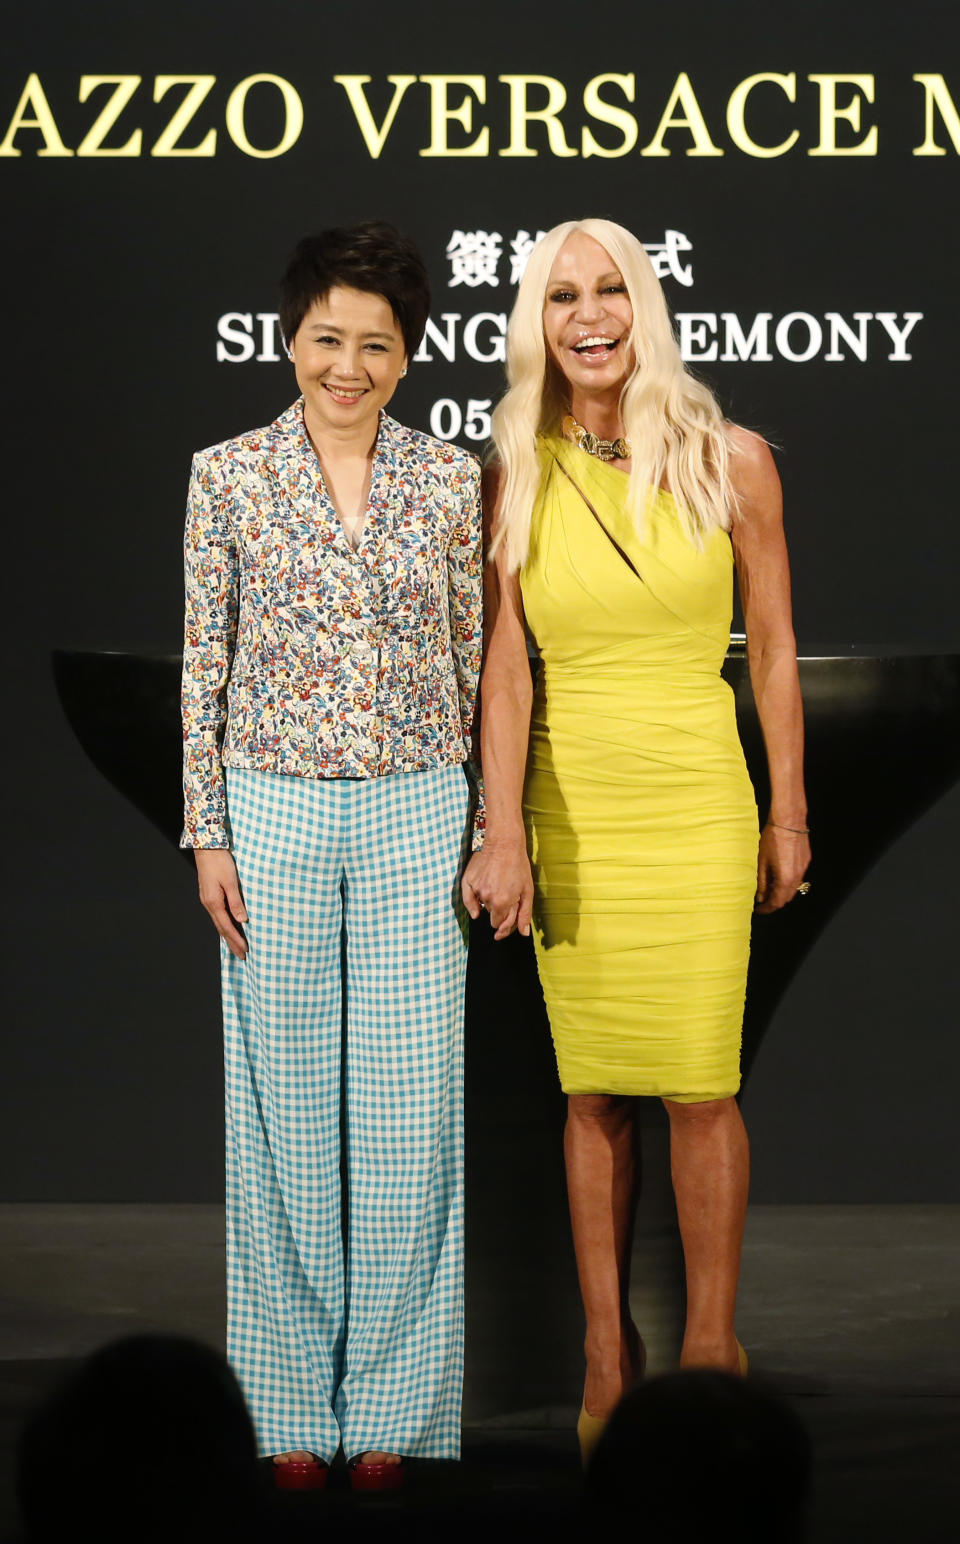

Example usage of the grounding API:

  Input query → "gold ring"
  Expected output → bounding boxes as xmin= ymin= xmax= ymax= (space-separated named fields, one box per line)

xmin=796 ymin=882 xmax=811 ymax=896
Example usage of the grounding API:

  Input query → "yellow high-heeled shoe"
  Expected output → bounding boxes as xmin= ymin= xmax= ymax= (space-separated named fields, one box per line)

xmin=737 ymin=1340 xmax=749 ymax=1377
xmin=577 ymin=1401 xmax=608 ymax=1468
xmin=577 ymin=1335 xmax=647 ymax=1467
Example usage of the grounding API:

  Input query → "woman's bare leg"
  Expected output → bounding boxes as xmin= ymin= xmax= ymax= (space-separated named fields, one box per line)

xmin=663 ymin=1095 xmax=749 ymax=1372
xmin=564 ymin=1093 xmax=642 ymax=1417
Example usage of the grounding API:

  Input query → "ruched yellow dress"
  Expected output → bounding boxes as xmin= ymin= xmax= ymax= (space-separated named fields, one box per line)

xmin=520 ymin=436 xmax=758 ymax=1102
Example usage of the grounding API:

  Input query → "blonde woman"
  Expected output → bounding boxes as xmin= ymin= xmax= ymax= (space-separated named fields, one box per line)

xmin=461 ymin=219 xmax=810 ymax=1463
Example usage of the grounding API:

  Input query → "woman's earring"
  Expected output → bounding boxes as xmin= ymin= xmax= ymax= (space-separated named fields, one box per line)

xmin=400 ymin=366 xmax=408 ymax=378
xmin=285 ymin=348 xmax=294 ymax=361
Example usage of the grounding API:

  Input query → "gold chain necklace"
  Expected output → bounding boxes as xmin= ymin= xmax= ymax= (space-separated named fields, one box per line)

xmin=562 ymin=413 xmax=631 ymax=463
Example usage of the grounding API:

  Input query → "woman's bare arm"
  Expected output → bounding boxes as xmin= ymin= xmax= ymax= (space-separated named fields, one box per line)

xmin=461 ymin=465 xmax=535 ymax=940
xmin=729 ymin=427 xmax=811 ymax=912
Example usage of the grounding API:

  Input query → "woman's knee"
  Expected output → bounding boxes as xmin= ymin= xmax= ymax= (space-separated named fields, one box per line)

xmin=568 ymin=1092 xmax=635 ymax=1125
xmin=661 ymin=1094 xmax=739 ymax=1126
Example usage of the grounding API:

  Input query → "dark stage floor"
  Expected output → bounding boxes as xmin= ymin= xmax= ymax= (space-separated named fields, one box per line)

xmin=1 ymin=1203 xmax=958 ymax=1540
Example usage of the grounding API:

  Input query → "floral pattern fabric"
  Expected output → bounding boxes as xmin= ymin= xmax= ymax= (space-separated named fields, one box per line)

xmin=181 ymin=401 xmax=482 ymax=849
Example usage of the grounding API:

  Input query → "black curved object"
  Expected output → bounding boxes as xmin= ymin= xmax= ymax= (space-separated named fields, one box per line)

xmin=52 ymin=650 xmax=188 ymax=860
xmin=725 ymin=652 xmax=960 ymax=1078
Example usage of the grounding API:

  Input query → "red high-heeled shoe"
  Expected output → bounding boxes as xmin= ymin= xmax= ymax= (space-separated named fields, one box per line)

xmin=348 ymin=1455 xmax=405 ymax=1491
xmin=272 ymin=1453 xmax=328 ymax=1490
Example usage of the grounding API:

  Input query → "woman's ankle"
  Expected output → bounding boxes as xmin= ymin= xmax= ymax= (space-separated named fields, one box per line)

xmin=679 ymin=1330 xmax=739 ymax=1372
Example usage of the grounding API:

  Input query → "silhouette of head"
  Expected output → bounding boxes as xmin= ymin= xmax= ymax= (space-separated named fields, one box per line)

xmin=17 ymin=1333 xmax=260 ymax=1543
xmin=585 ymin=1369 xmax=811 ymax=1543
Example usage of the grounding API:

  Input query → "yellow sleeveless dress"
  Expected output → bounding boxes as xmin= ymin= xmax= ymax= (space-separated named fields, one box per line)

xmin=520 ymin=436 xmax=758 ymax=1101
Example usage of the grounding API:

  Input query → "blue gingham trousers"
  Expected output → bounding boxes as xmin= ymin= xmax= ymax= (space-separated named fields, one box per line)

xmin=221 ymin=764 xmax=470 ymax=1462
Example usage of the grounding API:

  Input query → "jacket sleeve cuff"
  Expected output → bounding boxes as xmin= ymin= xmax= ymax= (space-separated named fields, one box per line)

xmin=465 ymin=760 xmax=485 ymax=851
xmin=179 ymin=815 xmax=232 ymax=850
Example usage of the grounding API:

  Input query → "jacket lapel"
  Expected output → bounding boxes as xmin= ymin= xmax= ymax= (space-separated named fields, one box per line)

xmin=258 ymin=402 xmax=409 ymax=562
xmin=261 ymin=400 xmax=330 ymax=528
xmin=362 ymin=412 xmax=403 ymax=561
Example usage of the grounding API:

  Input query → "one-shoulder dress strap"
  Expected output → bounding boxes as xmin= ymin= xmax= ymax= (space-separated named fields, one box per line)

xmin=550 ymin=450 xmax=645 ymax=585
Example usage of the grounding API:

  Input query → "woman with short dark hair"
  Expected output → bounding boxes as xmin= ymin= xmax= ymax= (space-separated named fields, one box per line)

xmin=181 ymin=221 xmax=481 ymax=1488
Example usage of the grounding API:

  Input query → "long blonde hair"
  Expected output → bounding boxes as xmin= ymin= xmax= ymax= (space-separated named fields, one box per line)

xmin=491 ymin=217 xmax=737 ymax=570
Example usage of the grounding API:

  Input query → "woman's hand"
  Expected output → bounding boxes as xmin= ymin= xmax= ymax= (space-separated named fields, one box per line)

xmin=195 ymin=850 xmax=249 ymax=959
xmin=462 ymin=837 xmax=534 ymax=941
xmin=754 ymin=824 xmax=811 ymax=914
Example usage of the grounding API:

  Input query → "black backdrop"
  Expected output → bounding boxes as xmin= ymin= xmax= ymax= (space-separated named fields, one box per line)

xmin=3 ymin=0 xmax=958 ymax=1201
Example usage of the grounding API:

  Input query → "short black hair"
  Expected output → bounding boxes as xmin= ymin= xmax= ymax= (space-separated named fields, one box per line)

xmin=279 ymin=221 xmax=430 ymax=359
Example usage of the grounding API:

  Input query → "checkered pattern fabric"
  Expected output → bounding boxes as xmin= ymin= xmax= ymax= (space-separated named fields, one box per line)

xmin=221 ymin=764 xmax=470 ymax=1462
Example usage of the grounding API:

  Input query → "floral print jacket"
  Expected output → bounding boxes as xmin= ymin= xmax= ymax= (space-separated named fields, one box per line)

xmin=181 ymin=401 xmax=482 ymax=849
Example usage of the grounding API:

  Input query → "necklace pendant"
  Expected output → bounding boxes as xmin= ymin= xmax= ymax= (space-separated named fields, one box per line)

xmin=563 ymin=414 xmax=630 ymax=463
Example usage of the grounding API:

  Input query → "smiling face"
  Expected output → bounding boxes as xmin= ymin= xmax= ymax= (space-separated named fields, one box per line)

xmin=289 ymin=285 xmax=407 ymax=440
xmin=542 ymin=231 xmax=635 ymax=410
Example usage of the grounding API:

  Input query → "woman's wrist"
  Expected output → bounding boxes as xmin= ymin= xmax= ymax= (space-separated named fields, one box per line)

xmin=482 ymin=820 xmax=527 ymax=849
xmin=767 ymin=798 xmax=807 ymax=827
